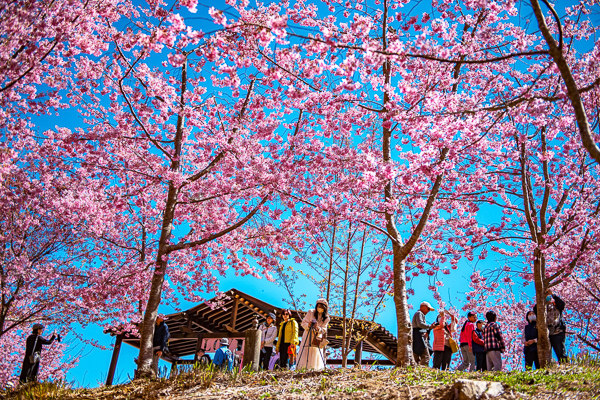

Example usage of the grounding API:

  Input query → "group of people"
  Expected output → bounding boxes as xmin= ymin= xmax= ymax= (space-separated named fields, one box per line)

xmin=18 ymin=290 xmax=567 ymax=384
xmin=412 ymin=289 xmax=568 ymax=371
xmin=197 ymin=298 xmax=331 ymax=372
xmin=255 ymin=298 xmax=331 ymax=371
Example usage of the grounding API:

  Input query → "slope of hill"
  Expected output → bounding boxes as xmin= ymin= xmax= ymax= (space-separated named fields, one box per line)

xmin=4 ymin=366 xmax=600 ymax=400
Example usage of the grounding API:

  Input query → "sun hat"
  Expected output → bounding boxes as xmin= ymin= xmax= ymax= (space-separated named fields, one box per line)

xmin=316 ymin=298 xmax=329 ymax=308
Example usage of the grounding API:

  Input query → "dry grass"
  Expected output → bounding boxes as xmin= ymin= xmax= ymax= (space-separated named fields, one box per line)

xmin=3 ymin=365 xmax=600 ymax=400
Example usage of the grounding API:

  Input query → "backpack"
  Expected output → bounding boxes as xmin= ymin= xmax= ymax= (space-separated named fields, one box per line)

xmin=215 ymin=347 xmax=234 ymax=371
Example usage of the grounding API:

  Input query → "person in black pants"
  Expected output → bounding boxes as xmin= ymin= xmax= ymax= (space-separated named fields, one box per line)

xmin=472 ymin=320 xmax=487 ymax=371
xmin=276 ymin=309 xmax=299 ymax=369
xmin=259 ymin=313 xmax=277 ymax=370
xmin=534 ymin=289 xmax=567 ymax=363
xmin=19 ymin=324 xmax=57 ymax=383
xmin=523 ymin=311 xmax=540 ymax=369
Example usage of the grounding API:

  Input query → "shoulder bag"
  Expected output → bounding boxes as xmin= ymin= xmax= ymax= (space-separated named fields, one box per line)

xmin=445 ymin=325 xmax=459 ymax=353
xmin=29 ymin=336 xmax=41 ymax=364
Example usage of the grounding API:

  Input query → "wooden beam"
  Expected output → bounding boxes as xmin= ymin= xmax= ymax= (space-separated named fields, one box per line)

xmin=364 ymin=332 xmax=396 ymax=363
xmin=170 ymin=331 xmax=245 ymax=339
xmin=236 ymin=297 xmax=267 ymax=317
xmin=106 ymin=335 xmax=123 ymax=386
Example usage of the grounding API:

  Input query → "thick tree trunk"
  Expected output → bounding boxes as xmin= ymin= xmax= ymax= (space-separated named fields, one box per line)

xmin=533 ymin=252 xmax=552 ymax=367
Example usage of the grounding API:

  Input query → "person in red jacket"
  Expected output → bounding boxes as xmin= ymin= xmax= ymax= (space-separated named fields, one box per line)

xmin=457 ymin=311 xmax=477 ymax=371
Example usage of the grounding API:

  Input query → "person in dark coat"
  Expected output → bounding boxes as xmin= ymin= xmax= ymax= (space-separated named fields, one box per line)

xmin=523 ymin=311 xmax=539 ymax=369
xmin=19 ymin=323 xmax=57 ymax=383
xmin=533 ymin=289 xmax=567 ymax=363
xmin=196 ymin=348 xmax=211 ymax=367
xmin=152 ymin=314 xmax=170 ymax=377
xmin=472 ymin=320 xmax=487 ymax=371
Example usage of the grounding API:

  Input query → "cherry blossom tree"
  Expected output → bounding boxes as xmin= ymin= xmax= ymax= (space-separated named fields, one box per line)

xmin=559 ymin=265 xmax=600 ymax=355
xmin=0 ymin=0 xmax=123 ymax=127
xmin=52 ymin=0 xmax=343 ymax=376
xmin=216 ymin=0 xmax=521 ymax=366
xmin=0 ymin=328 xmax=77 ymax=388
xmin=530 ymin=0 xmax=600 ymax=164
xmin=0 ymin=123 xmax=154 ymax=381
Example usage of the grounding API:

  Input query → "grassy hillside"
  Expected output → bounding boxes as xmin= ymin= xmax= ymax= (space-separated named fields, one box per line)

xmin=4 ymin=365 xmax=600 ymax=400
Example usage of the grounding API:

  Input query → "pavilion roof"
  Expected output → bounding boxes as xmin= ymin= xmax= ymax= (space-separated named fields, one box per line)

xmin=107 ymin=288 xmax=398 ymax=363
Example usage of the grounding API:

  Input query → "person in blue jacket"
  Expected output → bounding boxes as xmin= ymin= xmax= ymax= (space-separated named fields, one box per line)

xmin=152 ymin=314 xmax=170 ymax=377
xmin=213 ymin=338 xmax=233 ymax=371
xmin=471 ymin=320 xmax=487 ymax=371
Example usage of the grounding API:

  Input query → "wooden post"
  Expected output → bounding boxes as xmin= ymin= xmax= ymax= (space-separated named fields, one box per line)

xmin=230 ymin=299 xmax=239 ymax=330
xmin=106 ymin=335 xmax=123 ymax=386
xmin=242 ymin=317 xmax=262 ymax=371
xmin=354 ymin=340 xmax=363 ymax=368
xmin=193 ymin=333 xmax=204 ymax=363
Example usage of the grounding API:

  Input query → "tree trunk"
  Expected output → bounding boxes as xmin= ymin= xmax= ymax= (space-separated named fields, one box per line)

xmin=392 ymin=242 xmax=413 ymax=366
xmin=135 ymin=183 xmax=179 ymax=377
xmin=326 ymin=222 xmax=336 ymax=303
xmin=136 ymin=58 xmax=188 ymax=377
xmin=533 ymin=251 xmax=552 ymax=367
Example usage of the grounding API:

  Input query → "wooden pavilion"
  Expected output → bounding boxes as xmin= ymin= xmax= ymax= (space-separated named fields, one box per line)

xmin=104 ymin=288 xmax=398 ymax=385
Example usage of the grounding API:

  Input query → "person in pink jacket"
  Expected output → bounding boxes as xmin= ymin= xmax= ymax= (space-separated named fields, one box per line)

xmin=457 ymin=311 xmax=477 ymax=371
xmin=432 ymin=310 xmax=457 ymax=370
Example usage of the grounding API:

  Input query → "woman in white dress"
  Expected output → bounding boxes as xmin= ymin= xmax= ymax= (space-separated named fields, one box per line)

xmin=297 ymin=298 xmax=330 ymax=370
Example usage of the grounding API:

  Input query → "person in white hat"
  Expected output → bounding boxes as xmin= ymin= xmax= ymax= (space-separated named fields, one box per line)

xmin=297 ymin=298 xmax=330 ymax=370
xmin=412 ymin=301 xmax=435 ymax=366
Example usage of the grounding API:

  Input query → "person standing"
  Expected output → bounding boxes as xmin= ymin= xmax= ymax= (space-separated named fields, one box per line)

xmin=195 ymin=348 xmax=211 ymax=367
xmin=523 ymin=311 xmax=540 ymax=369
xmin=297 ymin=298 xmax=330 ymax=371
xmin=152 ymin=314 xmax=170 ymax=377
xmin=483 ymin=311 xmax=506 ymax=371
xmin=276 ymin=309 xmax=299 ymax=369
xmin=472 ymin=320 xmax=487 ymax=371
xmin=213 ymin=338 xmax=234 ymax=371
xmin=534 ymin=289 xmax=567 ymax=363
xmin=412 ymin=301 xmax=435 ymax=366
xmin=259 ymin=313 xmax=278 ymax=370
xmin=457 ymin=312 xmax=477 ymax=372
xmin=432 ymin=310 xmax=457 ymax=370
xmin=19 ymin=324 xmax=57 ymax=383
